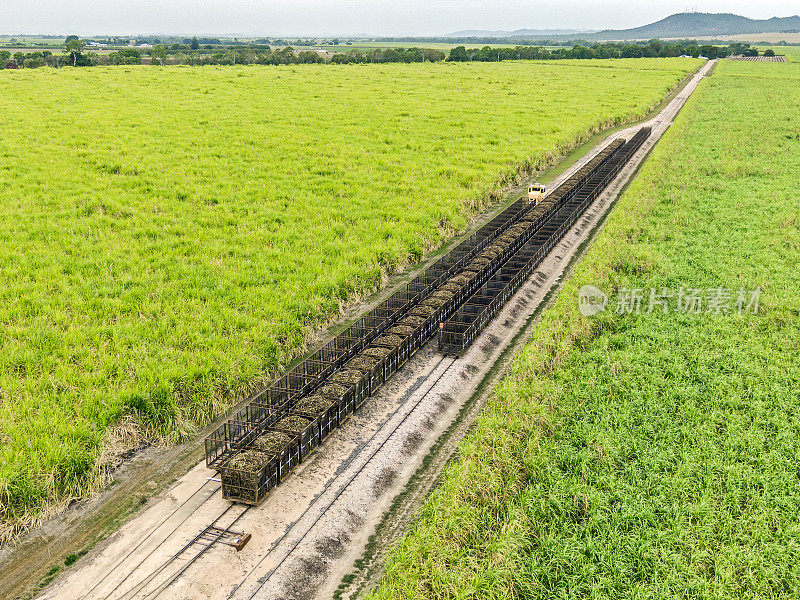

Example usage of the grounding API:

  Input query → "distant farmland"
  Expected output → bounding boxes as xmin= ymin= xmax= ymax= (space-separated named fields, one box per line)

xmin=0 ymin=58 xmax=700 ymax=533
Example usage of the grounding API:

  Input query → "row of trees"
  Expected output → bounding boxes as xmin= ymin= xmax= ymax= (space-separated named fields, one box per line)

xmin=145 ymin=46 xmax=446 ymax=65
xmin=446 ymin=40 xmax=763 ymax=62
xmin=0 ymin=49 xmax=92 ymax=69
xmin=0 ymin=45 xmax=143 ymax=69
xmin=330 ymin=48 xmax=446 ymax=63
xmin=0 ymin=39 xmax=770 ymax=70
xmin=0 ymin=47 xmax=306 ymax=68
xmin=154 ymin=47 xmax=325 ymax=66
xmin=0 ymin=45 xmax=446 ymax=68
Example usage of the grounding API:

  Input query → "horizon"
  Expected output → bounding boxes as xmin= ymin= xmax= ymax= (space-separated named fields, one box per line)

xmin=1 ymin=3 xmax=798 ymax=38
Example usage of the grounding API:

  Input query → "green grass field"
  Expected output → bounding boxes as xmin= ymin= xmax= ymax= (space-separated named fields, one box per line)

xmin=0 ymin=58 xmax=699 ymax=535
xmin=372 ymin=59 xmax=800 ymax=598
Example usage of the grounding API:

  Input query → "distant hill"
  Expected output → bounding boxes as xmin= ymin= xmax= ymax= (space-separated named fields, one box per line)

xmin=445 ymin=28 xmax=589 ymax=38
xmin=590 ymin=12 xmax=800 ymax=40
xmin=445 ymin=13 xmax=800 ymax=41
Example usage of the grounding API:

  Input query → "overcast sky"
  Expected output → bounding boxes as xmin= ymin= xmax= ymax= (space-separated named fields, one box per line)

xmin=2 ymin=0 xmax=798 ymax=37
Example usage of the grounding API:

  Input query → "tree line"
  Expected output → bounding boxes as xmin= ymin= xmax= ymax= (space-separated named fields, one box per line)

xmin=446 ymin=40 xmax=761 ymax=61
xmin=0 ymin=38 xmax=770 ymax=70
xmin=0 ymin=43 xmax=447 ymax=68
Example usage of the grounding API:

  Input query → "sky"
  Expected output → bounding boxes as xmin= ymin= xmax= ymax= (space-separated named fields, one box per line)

xmin=1 ymin=0 xmax=798 ymax=37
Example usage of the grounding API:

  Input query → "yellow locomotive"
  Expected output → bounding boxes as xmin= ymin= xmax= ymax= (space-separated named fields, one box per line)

xmin=527 ymin=182 xmax=546 ymax=205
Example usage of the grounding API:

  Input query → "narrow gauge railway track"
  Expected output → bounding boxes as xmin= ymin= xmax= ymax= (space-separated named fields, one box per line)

xmin=226 ymin=356 xmax=458 ymax=600
xmin=114 ymin=504 xmax=251 ymax=600
xmin=76 ymin=481 xmax=222 ymax=600
xmin=90 ymin=356 xmax=457 ymax=600
xmin=206 ymin=129 xmax=648 ymax=508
